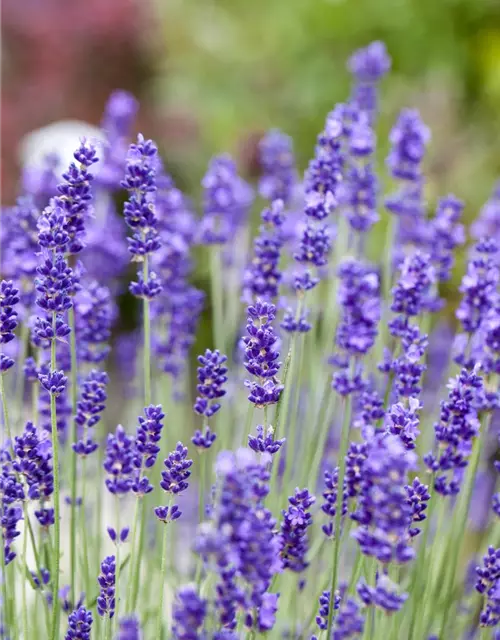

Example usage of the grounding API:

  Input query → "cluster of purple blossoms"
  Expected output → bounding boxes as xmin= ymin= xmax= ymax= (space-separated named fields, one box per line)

xmin=429 ymin=195 xmax=466 ymax=283
xmin=13 ymin=422 xmax=53 ymax=505
xmin=64 ymin=606 xmax=93 ymax=640
xmin=475 ymin=546 xmax=500 ymax=627
xmin=424 ymin=367 xmax=484 ymax=496
xmin=132 ymin=404 xmax=165 ymax=495
xmin=193 ymin=349 xmax=228 ymax=419
xmin=321 ymin=468 xmax=348 ymax=538
xmin=405 ymin=476 xmax=431 ymax=538
xmin=121 ymin=134 xmax=163 ymax=300
xmin=74 ymin=282 xmax=116 ymax=364
xmin=37 ymin=362 xmax=71 ymax=440
xmin=0 ymin=280 xmax=20 ymax=373
xmin=258 ymin=129 xmax=298 ymax=205
xmin=103 ymin=425 xmax=136 ymax=495
xmin=191 ymin=427 xmax=217 ymax=451
xmin=248 ymin=425 xmax=285 ymax=456
xmin=351 ymin=434 xmax=416 ymax=564
xmin=201 ymin=155 xmax=253 ymax=244
xmin=357 ymin=573 xmax=408 ymax=613
xmin=97 ymin=555 xmax=116 ymax=618
xmin=194 ymin=450 xmax=281 ymax=633
xmin=243 ymin=200 xmax=286 ymax=302
xmin=116 ymin=615 xmax=141 ymax=640
xmin=385 ymin=396 xmax=421 ymax=450
xmin=472 ymin=181 xmax=500 ymax=247
xmin=171 ymin=585 xmax=207 ymax=640
xmin=1 ymin=449 xmax=24 ymax=564
xmin=54 ymin=140 xmax=99 ymax=255
xmin=159 ymin=442 xmax=192 ymax=500
xmin=279 ymin=488 xmax=315 ymax=572
xmin=347 ymin=41 xmax=391 ymax=119
xmin=73 ymin=370 xmax=108 ymax=456
xmin=314 ymin=588 xmax=341 ymax=631
xmin=243 ymin=301 xmax=283 ymax=407
xmin=100 ymin=90 xmax=139 ymax=188
xmin=385 ymin=109 xmax=430 ymax=260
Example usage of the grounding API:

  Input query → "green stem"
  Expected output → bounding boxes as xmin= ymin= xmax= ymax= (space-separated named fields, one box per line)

xmin=126 ymin=498 xmax=141 ymax=613
xmin=0 ymin=374 xmax=13 ymax=448
xmin=306 ymin=375 xmax=334 ymax=489
xmin=14 ymin=322 xmax=29 ymax=425
xmin=325 ymin=394 xmax=352 ymax=636
xmin=80 ymin=455 xmax=91 ymax=610
xmin=115 ymin=498 xmax=121 ymax=625
xmin=156 ymin=498 xmax=173 ymax=640
xmin=0 ymin=512 xmax=10 ymax=636
xmin=49 ymin=322 xmax=61 ymax=640
xmin=143 ymin=257 xmax=151 ymax=406
xmin=130 ymin=498 xmax=146 ymax=610
xmin=210 ymin=246 xmax=225 ymax=355
xmin=21 ymin=505 xmax=29 ymax=640
xmin=68 ymin=306 xmax=78 ymax=607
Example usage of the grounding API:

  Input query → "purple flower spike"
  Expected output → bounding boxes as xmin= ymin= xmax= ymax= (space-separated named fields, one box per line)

xmin=103 ymin=425 xmax=135 ymax=495
xmin=279 ymin=488 xmax=315 ymax=572
xmin=259 ymin=130 xmax=297 ymax=205
xmin=357 ymin=574 xmax=407 ymax=613
xmin=13 ymin=421 xmax=53 ymax=502
xmin=0 ymin=280 xmax=20 ymax=345
xmin=97 ymin=555 xmax=116 ymax=618
xmin=248 ymin=425 xmax=285 ymax=455
xmin=64 ymin=606 xmax=93 ymax=640
xmin=38 ymin=370 xmax=67 ymax=396
xmin=193 ymin=349 xmax=228 ymax=418
xmin=134 ymin=404 xmax=165 ymax=469
xmin=116 ymin=615 xmax=141 ymax=640
xmin=172 ymin=585 xmax=207 ymax=640
xmin=160 ymin=443 xmax=193 ymax=495
xmin=191 ymin=427 xmax=217 ymax=450
xmin=405 ymin=477 xmax=430 ymax=538
xmin=348 ymin=41 xmax=391 ymax=117
xmin=475 ymin=546 xmax=500 ymax=627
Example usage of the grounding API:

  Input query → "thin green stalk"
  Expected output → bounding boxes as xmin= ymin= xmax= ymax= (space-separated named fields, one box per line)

xmin=0 ymin=374 xmax=13 ymax=447
xmin=143 ymin=257 xmax=152 ymax=406
xmin=326 ymin=394 xmax=352 ymax=637
xmin=306 ymin=376 xmax=334 ymax=489
xmin=0 ymin=518 xmax=10 ymax=637
xmin=68 ymin=306 xmax=78 ymax=606
xmin=21 ymin=506 xmax=29 ymax=640
xmin=126 ymin=498 xmax=141 ymax=612
xmin=130 ymin=498 xmax=147 ymax=610
xmin=49 ymin=323 xmax=61 ymax=640
xmin=80 ymin=455 xmax=91 ymax=607
xmin=210 ymin=247 xmax=225 ymax=354
xmin=156 ymin=498 xmax=173 ymax=640
xmin=14 ymin=322 xmax=29 ymax=425
xmin=115 ymin=498 xmax=121 ymax=624
xmin=241 ymin=403 xmax=255 ymax=448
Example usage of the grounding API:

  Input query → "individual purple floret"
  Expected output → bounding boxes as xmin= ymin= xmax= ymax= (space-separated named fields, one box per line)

xmin=73 ymin=370 xmax=108 ymax=456
xmin=258 ymin=130 xmax=297 ymax=205
xmin=243 ymin=300 xmax=283 ymax=408
xmin=107 ymin=526 xmax=130 ymax=545
xmin=103 ymin=425 xmax=135 ymax=495
xmin=64 ymin=606 xmax=93 ymax=640
xmin=191 ymin=427 xmax=217 ymax=450
xmin=476 ymin=546 xmax=500 ymax=627
xmin=172 ymin=585 xmax=207 ymax=640
xmin=160 ymin=443 xmax=193 ymax=495
xmin=154 ymin=504 xmax=181 ymax=524
xmin=97 ymin=555 xmax=116 ymax=618
xmin=405 ymin=477 xmax=431 ymax=537
xmin=38 ymin=369 xmax=67 ymax=396
xmin=55 ymin=140 xmax=99 ymax=255
xmin=424 ymin=367 xmax=483 ymax=496
xmin=116 ymin=615 xmax=141 ymax=640
xmin=348 ymin=41 xmax=391 ymax=118
xmin=134 ymin=404 xmax=165 ymax=469
xmin=31 ymin=567 xmax=50 ymax=590
xmin=279 ymin=488 xmax=315 ymax=572
xmin=193 ymin=349 xmax=228 ymax=418
xmin=0 ymin=280 xmax=20 ymax=345
xmin=352 ymin=434 xmax=416 ymax=564
xmin=357 ymin=574 xmax=407 ymax=613
xmin=248 ymin=425 xmax=285 ymax=455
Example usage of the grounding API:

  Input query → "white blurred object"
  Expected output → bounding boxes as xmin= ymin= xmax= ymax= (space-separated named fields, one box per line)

xmin=19 ymin=120 xmax=106 ymax=178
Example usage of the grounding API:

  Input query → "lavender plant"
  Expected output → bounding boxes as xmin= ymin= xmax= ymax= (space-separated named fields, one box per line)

xmin=1 ymin=44 xmax=500 ymax=640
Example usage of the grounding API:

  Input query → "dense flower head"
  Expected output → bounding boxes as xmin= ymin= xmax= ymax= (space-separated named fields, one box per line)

xmin=336 ymin=259 xmax=380 ymax=357
xmin=116 ymin=615 xmax=141 ymax=640
xmin=456 ymin=238 xmax=499 ymax=335
xmin=424 ymin=367 xmax=483 ymax=496
xmin=64 ymin=606 xmax=93 ymax=640
xmin=294 ymin=223 xmax=332 ymax=267
xmin=390 ymin=252 xmax=435 ymax=331
xmin=74 ymin=281 xmax=116 ymax=363
xmin=315 ymin=588 xmax=341 ymax=630
xmin=134 ymin=404 xmax=165 ymax=469
xmin=1 ymin=453 xmax=25 ymax=565
xmin=172 ymin=585 xmax=207 ymax=640
xmin=35 ymin=253 xmax=77 ymax=315
xmin=191 ymin=427 xmax=217 ymax=450
xmin=352 ymin=434 xmax=416 ymax=564
xmin=248 ymin=425 xmax=285 ymax=455
xmin=129 ymin=269 xmax=163 ymax=300
xmin=73 ymin=370 xmax=108 ymax=456
xmin=154 ymin=504 xmax=181 ymax=523
xmin=193 ymin=349 xmax=228 ymax=418
xmin=429 ymin=195 xmax=466 ymax=282
xmin=97 ymin=555 xmax=116 ymax=618
xmin=54 ymin=140 xmax=99 ymax=254
xmin=103 ymin=425 xmax=135 ymax=495
xmin=475 ymin=546 xmax=500 ymax=627
xmin=38 ymin=363 xmax=71 ymax=438
xmin=405 ymin=476 xmax=430 ymax=537
xmin=472 ymin=181 xmax=500 ymax=245
xmin=279 ymin=488 xmax=315 ymax=572
xmin=0 ymin=280 xmax=20 ymax=346
xmin=39 ymin=369 xmax=67 ymax=396
xmin=357 ymin=574 xmax=407 ymax=613
xmin=345 ymin=161 xmax=379 ymax=234
xmin=243 ymin=300 xmax=283 ymax=407
xmin=160 ymin=442 xmax=193 ymax=495
xmin=258 ymin=129 xmax=297 ymax=205
xmin=13 ymin=421 xmax=53 ymax=502
xmin=348 ymin=41 xmax=391 ymax=117
xmin=1 ymin=502 xmax=23 ymax=564
xmin=386 ymin=109 xmax=430 ymax=182
xmin=321 ymin=468 xmax=348 ymax=538
xmin=37 ymin=203 xmax=70 ymax=252
xmin=332 ymin=597 xmax=365 ymax=639
xmin=195 ymin=449 xmax=281 ymax=631
xmin=201 ymin=154 xmax=253 ymax=244
xmin=385 ymin=397 xmax=421 ymax=449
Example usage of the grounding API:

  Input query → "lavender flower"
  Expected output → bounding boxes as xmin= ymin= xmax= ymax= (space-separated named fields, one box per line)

xmin=331 ymin=597 xmax=364 ymax=639
xmin=134 ymin=404 xmax=165 ymax=469
xmin=385 ymin=397 xmax=421 ymax=450
xmin=65 ymin=606 xmax=93 ymax=640
xmin=191 ymin=427 xmax=217 ymax=451
xmin=13 ymin=422 xmax=53 ymax=502
xmin=154 ymin=504 xmax=181 ymax=524
xmin=243 ymin=300 xmax=283 ymax=407
xmin=0 ymin=280 xmax=20 ymax=375
xmin=357 ymin=574 xmax=407 ymax=613
xmin=248 ymin=425 xmax=285 ymax=455
xmin=348 ymin=41 xmax=391 ymax=117
xmin=429 ymin=195 xmax=465 ymax=282
xmin=116 ymin=615 xmax=142 ymax=640
xmin=352 ymin=434 xmax=416 ymax=564
xmin=74 ymin=282 xmax=116 ymax=364
xmin=172 ymin=586 xmax=207 ymax=640
xmin=160 ymin=443 xmax=193 ymax=495
xmin=279 ymin=488 xmax=315 ymax=572
xmin=405 ymin=477 xmax=431 ymax=537
xmin=103 ymin=425 xmax=135 ymax=495
xmin=97 ymin=555 xmax=116 ymax=618
xmin=476 ymin=546 xmax=500 ymax=627
xmin=1 ymin=452 xmax=24 ymax=564
xmin=73 ymin=370 xmax=108 ymax=456
xmin=193 ymin=349 xmax=228 ymax=418
xmin=258 ymin=130 xmax=297 ymax=205
xmin=315 ymin=589 xmax=341 ymax=630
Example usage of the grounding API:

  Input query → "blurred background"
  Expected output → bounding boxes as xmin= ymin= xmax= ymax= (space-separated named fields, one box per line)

xmin=2 ymin=0 xmax=500 ymax=210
